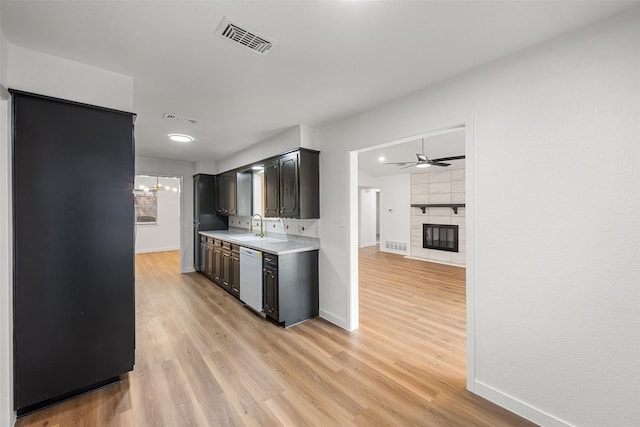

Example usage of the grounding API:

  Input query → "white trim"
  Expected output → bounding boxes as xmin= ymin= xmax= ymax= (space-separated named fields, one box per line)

xmin=182 ymin=267 xmax=196 ymax=274
xmin=464 ymin=117 xmax=476 ymax=391
xmin=473 ymin=380 xmax=574 ymax=427
xmin=358 ymin=242 xmax=377 ymax=248
xmin=319 ymin=309 xmax=351 ymax=331
xmin=135 ymin=246 xmax=180 ymax=254
xmin=0 ymin=94 xmax=16 ymax=427
xmin=403 ymin=255 xmax=465 ymax=268
xmin=347 ymin=150 xmax=359 ymax=330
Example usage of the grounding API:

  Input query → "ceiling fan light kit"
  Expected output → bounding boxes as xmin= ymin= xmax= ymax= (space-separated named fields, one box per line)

xmin=384 ymin=138 xmax=464 ymax=169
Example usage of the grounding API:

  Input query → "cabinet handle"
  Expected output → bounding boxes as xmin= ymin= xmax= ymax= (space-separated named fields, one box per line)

xmin=264 ymin=257 xmax=273 ymax=262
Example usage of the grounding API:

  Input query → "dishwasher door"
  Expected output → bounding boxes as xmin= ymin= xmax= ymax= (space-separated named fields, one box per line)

xmin=240 ymin=247 xmax=263 ymax=313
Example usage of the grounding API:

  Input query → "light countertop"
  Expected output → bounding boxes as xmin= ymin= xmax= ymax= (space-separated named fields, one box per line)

xmin=199 ymin=228 xmax=320 ymax=255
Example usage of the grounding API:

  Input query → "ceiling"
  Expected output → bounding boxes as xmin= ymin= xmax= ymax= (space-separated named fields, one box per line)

xmin=2 ymin=1 xmax=638 ymax=163
xmin=359 ymin=128 xmax=465 ymax=178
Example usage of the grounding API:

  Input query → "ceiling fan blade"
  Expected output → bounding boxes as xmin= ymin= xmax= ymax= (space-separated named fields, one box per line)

xmin=401 ymin=163 xmax=418 ymax=169
xmin=384 ymin=162 xmax=409 ymax=165
xmin=430 ymin=155 xmax=465 ymax=162
xmin=429 ymin=162 xmax=451 ymax=167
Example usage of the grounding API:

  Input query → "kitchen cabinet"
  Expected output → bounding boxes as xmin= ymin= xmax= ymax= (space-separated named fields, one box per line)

xmin=262 ymin=250 xmax=318 ymax=327
xmin=264 ymin=159 xmax=280 ymax=217
xmin=264 ymin=149 xmax=319 ymax=219
xmin=231 ymin=247 xmax=241 ymax=298
xmin=221 ymin=242 xmax=232 ymax=292
xmin=263 ymin=255 xmax=279 ymax=320
xmin=213 ymin=240 xmax=223 ymax=284
xmin=193 ymin=174 xmax=227 ymax=271
xmin=217 ymin=173 xmax=237 ymax=216
xmin=199 ymin=236 xmax=216 ymax=280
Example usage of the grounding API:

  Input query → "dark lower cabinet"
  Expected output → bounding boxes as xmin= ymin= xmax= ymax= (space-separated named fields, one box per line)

xmin=231 ymin=248 xmax=241 ymax=298
xmin=263 ymin=251 xmax=318 ymax=327
xmin=221 ymin=243 xmax=232 ymax=292
xmin=263 ymin=257 xmax=279 ymax=320
xmin=213 ymin=241 xmax=223 ymax=284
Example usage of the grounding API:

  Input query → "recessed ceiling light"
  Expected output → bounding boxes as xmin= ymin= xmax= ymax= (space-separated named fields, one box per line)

xmin=378 ymin=156 xmax=385 ymax=162
xmin=416 ymin=163 xmax=430 ymax=168
xmin=168 ymin=134 xmax=193 ymax=143
xmin=252 ymin=166 xmax=264 ymax=171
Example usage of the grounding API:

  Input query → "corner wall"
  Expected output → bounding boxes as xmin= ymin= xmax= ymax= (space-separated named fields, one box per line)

xmin=319 ymin=9 xmax=640 ymax=427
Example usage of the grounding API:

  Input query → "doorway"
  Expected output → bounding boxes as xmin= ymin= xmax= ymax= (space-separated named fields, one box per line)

xmin=349 ymin=121 xmax=475 ymax=387
xmin=134 ymin=175 xmax=183 ymax=270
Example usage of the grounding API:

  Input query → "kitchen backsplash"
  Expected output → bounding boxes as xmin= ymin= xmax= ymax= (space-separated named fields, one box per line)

xmin=227 ymin=216 xmax=320 ymax=239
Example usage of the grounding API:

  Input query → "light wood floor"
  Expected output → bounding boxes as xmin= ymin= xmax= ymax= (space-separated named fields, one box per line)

xmin=16 ymin=248 xmax=535 ymax=426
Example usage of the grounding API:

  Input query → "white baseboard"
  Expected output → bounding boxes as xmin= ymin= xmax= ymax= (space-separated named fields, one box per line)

xmin=135 ymin=246 xmax=180 ymax=254
xmin=319 ymin=309 xmax=350 ymax=330
xmin=181 ymin=267 xmax=195 ymax=273
xmin=404 ymin=255 xmax=465 ymax=268
xmin=472 ymin=380 xmax=573 ymax=427
xmin=359 ymin=242 xmax=377 ymax=248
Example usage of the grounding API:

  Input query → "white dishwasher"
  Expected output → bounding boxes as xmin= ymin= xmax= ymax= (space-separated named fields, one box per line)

xmin=240 ymin=247 xmax=263 ymax=313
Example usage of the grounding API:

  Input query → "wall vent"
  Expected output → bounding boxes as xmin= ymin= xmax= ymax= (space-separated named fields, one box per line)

xmin=215 ymin=17 xmax=275 ymax=55
xmin=385 ymin=240 xmax=408 ymax=253
xmin=162 ymin=113 xmax=199 ymax=125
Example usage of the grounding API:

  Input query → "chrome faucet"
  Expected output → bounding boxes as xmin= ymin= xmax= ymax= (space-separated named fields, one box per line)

xmin=250 ymin=214 xmax=264 ymax=238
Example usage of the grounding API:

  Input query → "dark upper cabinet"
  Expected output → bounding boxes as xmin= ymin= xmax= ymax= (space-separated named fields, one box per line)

xmin=264 ymin=149 xmax=319 ymax=219
xmin=217 ymin=173 xmax=237 ymax=216
xmin=279 ymin=153 xmax=299 ymax=218
xmin=264 ymin=159 xmax=280 ymax=217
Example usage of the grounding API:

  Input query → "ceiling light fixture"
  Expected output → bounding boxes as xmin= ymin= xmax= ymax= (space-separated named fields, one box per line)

xmin=168 ymin=134 xmax=193 ymax=143
xmin=415 ymin=163 xmax=430 ymax=168
xmin=378 ymin=156 xmax=385 ymax=162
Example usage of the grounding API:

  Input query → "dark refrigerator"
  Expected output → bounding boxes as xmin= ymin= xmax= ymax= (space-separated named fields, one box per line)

xmin=11 ymin=90 xmax=136 ymax=415
xmin=193 ymin=174 xmax=228 ymax=271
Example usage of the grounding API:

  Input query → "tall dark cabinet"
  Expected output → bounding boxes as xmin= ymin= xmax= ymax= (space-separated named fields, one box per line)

xmin=193 ymin=174 xmax=228 ymax=271
xmin=11 ymin=90 xmax=136 ymax=415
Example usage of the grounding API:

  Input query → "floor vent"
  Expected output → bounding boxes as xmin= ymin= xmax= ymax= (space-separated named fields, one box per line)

xmin=385 ymin=240 xmax=408 ymax=253
xmin=215 ymin=17 xmax=275 ymax=55
xmin=162 ymin=113 xmax=199 ymax=125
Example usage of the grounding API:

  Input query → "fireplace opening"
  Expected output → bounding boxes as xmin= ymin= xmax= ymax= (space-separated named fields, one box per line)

xmin=423 ymin=224 xmax=459 ymax=252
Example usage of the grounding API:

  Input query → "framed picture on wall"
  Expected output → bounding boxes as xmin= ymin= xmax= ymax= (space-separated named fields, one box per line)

xmin=134 ymin=192 xmax=157 ymax=224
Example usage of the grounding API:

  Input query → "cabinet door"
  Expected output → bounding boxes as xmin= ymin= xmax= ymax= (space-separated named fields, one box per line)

xmin=227 ymin=175 xmax=237 ymax=215
xmin=279 ymin=153 xmax=299 ymax=218
xmin=221 ymin=250 xmax=232 ymax=291
xmin=264 ymin=160 xmax=280 ymax=217
xmin=213 ymin=246 xmax=223 ymax=284
xmin=206 ymin=243 xmax=214 ymax=278
xmin=263 ymin=267 xmax=279 ymax=321
xmin=231 ymin=254 xmax=240 ymax=298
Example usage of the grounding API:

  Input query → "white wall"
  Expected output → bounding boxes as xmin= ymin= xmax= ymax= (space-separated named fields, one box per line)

xmin=319 ymin=10 xmax=640 ymax=427
xmin=358 ymin=188 xmax=377 ymax=247
xmin=0 ymin=15 xmax=13 ymax=427
xmin=0 ymin=42 xmax=135 ymax=427
xmin=357 ymin=171 xmax=410 ymax=255
xmin=216 ymin=124 xmax=319 ymax=173
xmin=135 ymin=156 xmax=195 ymax=272
xmin=7 ymin=44 xmax=133 ymax=112
xmin=135 ymin=176 xmax=181 ymax=254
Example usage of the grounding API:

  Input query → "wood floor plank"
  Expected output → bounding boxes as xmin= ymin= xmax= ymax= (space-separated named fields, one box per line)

xmin=15 ymin=248 xmax=536 ymax=427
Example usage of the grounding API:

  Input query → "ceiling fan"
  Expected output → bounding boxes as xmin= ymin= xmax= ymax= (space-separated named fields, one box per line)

xmin=384 ymin=138 xmax=465 ymax=169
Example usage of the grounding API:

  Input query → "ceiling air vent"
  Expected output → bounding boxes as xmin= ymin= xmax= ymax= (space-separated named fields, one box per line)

xmin=162 ymin=113 xmax=199 ymax=125
xmin=215 ymin=17 xmax=275 ymax=55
